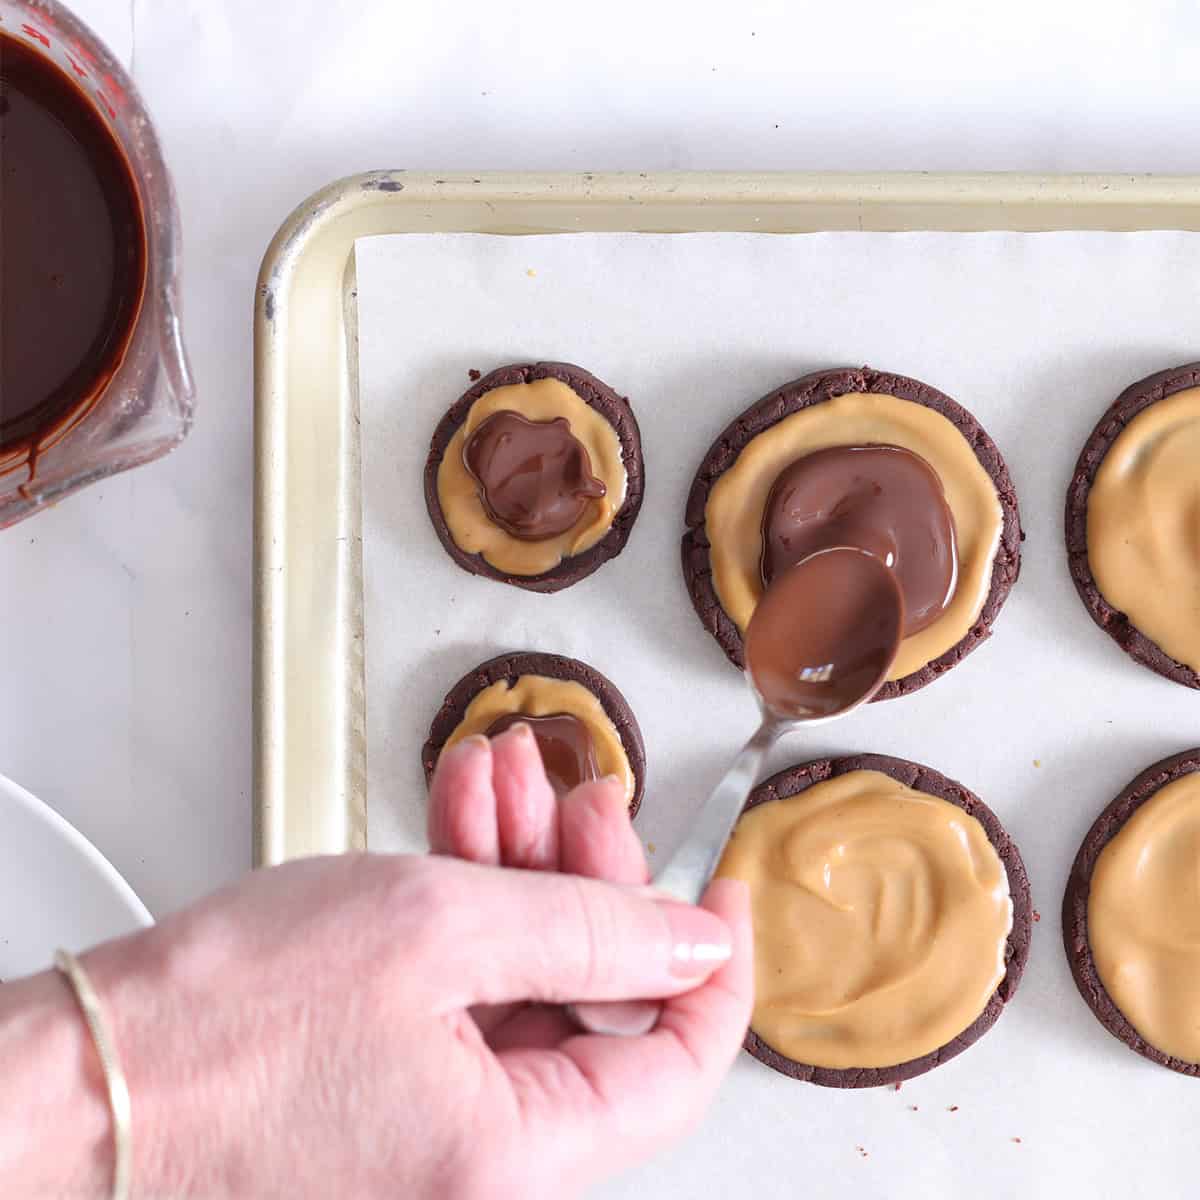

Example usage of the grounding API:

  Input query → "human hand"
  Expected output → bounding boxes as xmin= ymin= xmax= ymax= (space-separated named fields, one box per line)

xmin=429 ymin=720 xmax=670 ymax=1040
xmin=59 ymin=725 xmax=751 ymax=1199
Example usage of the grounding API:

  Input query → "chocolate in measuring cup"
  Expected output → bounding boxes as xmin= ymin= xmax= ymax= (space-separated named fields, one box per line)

xmin=0 ymin=3 xmax=192 ymax=526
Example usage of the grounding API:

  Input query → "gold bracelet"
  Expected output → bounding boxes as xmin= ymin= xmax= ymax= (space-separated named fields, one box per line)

xmin=55 ymin=949 xmax=131 ymax=1200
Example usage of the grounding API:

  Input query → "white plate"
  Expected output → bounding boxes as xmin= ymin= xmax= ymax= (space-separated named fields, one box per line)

xmin=0 ymin=773 xmax=152 ymax=982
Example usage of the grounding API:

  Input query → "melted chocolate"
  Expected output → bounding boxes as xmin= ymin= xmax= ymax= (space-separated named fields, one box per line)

xmin=485 ymin=712 xmax=601 ymax=797
xmin=463 ymin=411 xmax=606 ymax=540
xmin=761 ymin=445 xmax=958 ymax=636
xmin=0 ymin=35 xmax=146 ymax=454
xmin=745 ymin=547 xmax=904 ymax=719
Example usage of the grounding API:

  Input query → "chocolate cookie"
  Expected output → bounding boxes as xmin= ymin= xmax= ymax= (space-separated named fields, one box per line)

xmin=422 ymin=651 xmax=646 ymax=817
xmin=425 ymin=362 xmax=644 ymax=593
xmin=682 ymin=366 xmax=1023 ymax=700
xmin=738 ymin=753 xmax=1032 ymax=1088
xmin=1065 ymin=363 xmax=1200 ymax=690
xmin=1062 ymin=749 xmax=1200 ymax=1077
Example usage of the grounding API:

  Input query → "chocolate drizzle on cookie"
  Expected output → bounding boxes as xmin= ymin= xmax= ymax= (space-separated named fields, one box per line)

xmin=464 ymin=411 xmax=606 ymax=541
xmin=485 ymin=711 xmax=601 ymax=797
xmin=760 ymin=445 xmax=958 ymax=637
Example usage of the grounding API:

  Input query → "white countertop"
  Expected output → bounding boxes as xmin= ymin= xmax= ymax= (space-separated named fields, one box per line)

xmin=3 ymin=0 xmax=1199 ymax=916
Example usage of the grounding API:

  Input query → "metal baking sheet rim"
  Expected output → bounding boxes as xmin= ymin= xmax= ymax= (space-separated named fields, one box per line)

xmin=252 ymin=169 xmax=1200 ymax=867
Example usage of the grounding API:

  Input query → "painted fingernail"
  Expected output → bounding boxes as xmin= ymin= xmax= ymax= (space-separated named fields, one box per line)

xmin=657 ymin=900 xmax=733 ymax=978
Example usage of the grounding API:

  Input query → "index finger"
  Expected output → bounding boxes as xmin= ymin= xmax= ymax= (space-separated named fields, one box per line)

xmin=427 ymin=735 xmax=499 ymax=863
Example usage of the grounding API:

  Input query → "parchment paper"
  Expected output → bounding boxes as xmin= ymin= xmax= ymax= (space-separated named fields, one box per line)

xmin=357 ymin=231 xmax=1200 ymax=1200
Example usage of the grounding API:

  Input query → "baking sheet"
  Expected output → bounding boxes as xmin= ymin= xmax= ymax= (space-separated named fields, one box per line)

xmin=357 ymin=230 xmax=1200 ymax=1200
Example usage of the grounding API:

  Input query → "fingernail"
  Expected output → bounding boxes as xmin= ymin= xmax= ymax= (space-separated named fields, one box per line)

xmin=657 ymin=900 xmax=733 ymax=978
xmin=492 ymin=721 xmax=533 ymax=745
xmin=446 ymin=734 xmax=489 ymax=758
xmin=569 ymin=999 xmax=661 ymax=1037
xmin=601 ymin=773 xmax=622 ymax=787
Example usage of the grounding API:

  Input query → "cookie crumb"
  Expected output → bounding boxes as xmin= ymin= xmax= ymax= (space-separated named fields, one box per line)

xmin=855 ymin=1146 xmax=868 ymax=1158
xmin=646 ymin=841 xmax=656 ymax=854
xmin=1033 ymin=910 xmax=1041 ymax=922
xmin=467 ymin=369 xmax=481 ymax=381
xmin=526 ymin=268 xmax=537 ymax=278
xmin=908 ymin=1105 xmax=919 ymax=1112
xmin=893 ymin=1082 xmax=902 ymax=1091
xmin=1012 ymin=1137 xmax=1023 ymax=1144
xmin=948 ymin=1105 xmax=959 ymax=1112
xmin=1033 ymin=759 xmax=1042 ymax=768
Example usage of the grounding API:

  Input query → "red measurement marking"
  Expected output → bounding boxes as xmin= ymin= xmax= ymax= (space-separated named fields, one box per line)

xmin=21 ymin=23 xmax=51 ymax=47
xmin=100 ymin=71 xmax=128 ymax=104
xmin=96 ymin=91 xmax=117 ymax=119
xmin=66 ymin=54 xmax=89 ymax=79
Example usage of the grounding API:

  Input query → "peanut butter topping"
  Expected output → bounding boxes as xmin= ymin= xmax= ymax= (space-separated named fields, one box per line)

xmin=716 ymin=770 xmax=1013 ymax=1070
xmin=1086 ymin=387 xmax=1200 ymax=674
xmin=440 ymin=674 xmax=634 ymax=804
xmin=1088 ymin=770 xmax=1200 ymax=1065
xmin=705 ymin=392 xmax=1003 ymax=681
xmin=437 ymin=379 xmax=627 ymax=576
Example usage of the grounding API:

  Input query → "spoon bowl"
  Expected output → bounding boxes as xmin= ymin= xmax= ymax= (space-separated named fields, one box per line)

xmin=745 ymin=545 xmax=906 ymax=724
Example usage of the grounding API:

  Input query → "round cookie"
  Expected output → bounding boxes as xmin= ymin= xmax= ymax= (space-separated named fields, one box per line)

xmin=1062 ymin=748 xmax=1200 ymax=1077
xmin=422 ymin=651 xmax=646 ymax=816
xmin=1065 ymin=363 xmax=1200 ymax=690
xmin=426 ymin=362 xmax=644 ymax=593
xmin=682 ymin=366 xmax=1022 ymax=700
xmin=728 ymin=753 xmax=1032 ymax=1088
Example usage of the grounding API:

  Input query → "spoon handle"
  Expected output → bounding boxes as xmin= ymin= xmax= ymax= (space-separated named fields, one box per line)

xmin=652 ymin=720 xmax=780 ymax=907
xmin=568 ymin=721 xmax=779 ymax=1038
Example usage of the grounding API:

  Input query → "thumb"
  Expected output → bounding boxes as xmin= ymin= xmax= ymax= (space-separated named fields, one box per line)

xmin=408 ymin=858 xmax=732 ymax=1011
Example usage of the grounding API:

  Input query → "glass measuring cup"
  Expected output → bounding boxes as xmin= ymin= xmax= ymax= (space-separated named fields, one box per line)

xmin=0 ymin=0 xmax=194 ymax=529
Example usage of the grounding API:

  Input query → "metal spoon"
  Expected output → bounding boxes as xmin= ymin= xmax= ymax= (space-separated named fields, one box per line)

xmin=570 ymin=546 xmax=905 ymax=1036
